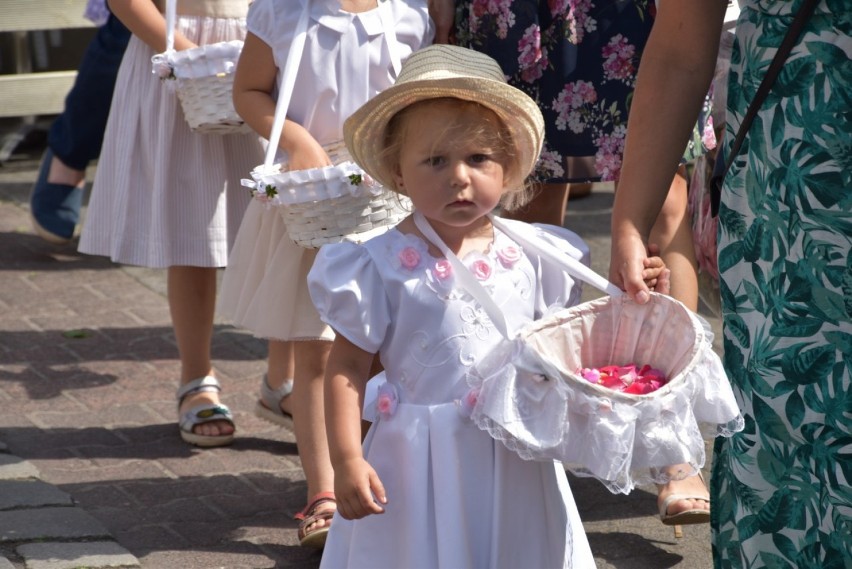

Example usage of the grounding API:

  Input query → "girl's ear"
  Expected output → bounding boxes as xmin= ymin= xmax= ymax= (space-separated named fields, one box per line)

xmin=393 ymin=166 xmax=405 ymax=194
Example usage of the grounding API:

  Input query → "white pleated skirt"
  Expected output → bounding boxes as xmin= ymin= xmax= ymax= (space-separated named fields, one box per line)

xmin=218 ymin=200 xmax=334 ymax=341
xmin=79 ymin=15 xmax=261 ymax=268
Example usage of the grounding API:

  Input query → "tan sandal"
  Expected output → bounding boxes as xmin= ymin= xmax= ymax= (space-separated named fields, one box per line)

xmin=658 ymin=471 xmax=710 ymax=538
xmin=295 ymin=491 xmax=336 ymax=549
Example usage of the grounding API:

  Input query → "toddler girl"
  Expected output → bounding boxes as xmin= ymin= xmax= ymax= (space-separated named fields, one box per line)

xmin=307 ymin=44 xmax=667 ymax=567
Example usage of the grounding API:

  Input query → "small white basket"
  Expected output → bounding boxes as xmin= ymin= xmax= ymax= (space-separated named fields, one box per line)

xmin=151 ymin=1 xmax=250 ymax=135
xmin=243 ymin=142 xmax=410 ymax=248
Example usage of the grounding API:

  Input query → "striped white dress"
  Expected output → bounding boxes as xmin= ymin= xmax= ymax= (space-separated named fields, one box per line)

xmin=79 ymin=1 xmax=261 ymax=268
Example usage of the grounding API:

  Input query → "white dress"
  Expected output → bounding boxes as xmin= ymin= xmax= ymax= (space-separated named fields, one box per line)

xmin=217 ymin=0 xmax=433 ymax=341
xmin=308 ymin=220 xmax=596 ymax=569
xmin=79 ymin=0 xmax=260 ymax=268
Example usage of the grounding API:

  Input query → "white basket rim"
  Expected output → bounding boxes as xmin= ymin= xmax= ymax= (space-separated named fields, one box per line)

xmin=519 ymin=293 xmax=706 ymax=403
xmin=247 ymin=161 xmax=384 ymax=205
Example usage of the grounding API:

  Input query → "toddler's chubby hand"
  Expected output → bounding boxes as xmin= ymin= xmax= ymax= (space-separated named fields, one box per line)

xmin=283 ymin=130 xmax=333 ymax=171
xmin=334 ymin=457 xmax=387 ymax=520
xmin=642 ymin=244 xmax=671 ymax=295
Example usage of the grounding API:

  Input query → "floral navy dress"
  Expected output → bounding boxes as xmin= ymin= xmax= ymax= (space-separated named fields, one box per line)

xmin=711 ymin=2 xmax=851 ymax=566
xmin=455 ymin=0 xmax=715 ymax=183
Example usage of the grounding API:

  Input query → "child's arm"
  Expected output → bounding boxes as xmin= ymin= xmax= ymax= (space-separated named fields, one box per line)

xmin=325 ymin=335 xmax=387 ymax=520
xmin=429 ymin=0 xmax=455 ymax=44
xmin=232 ymin=33 xmax=331 ymax=169
xmin=107 ymin=0 xmax=196 ymax=52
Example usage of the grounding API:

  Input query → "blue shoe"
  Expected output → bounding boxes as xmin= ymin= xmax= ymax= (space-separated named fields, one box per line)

xmin=29 ymin=149 xmax=84 ymax=244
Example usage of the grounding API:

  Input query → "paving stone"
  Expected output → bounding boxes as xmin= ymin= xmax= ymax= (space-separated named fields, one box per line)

xmin=0 ymin=455 xmax=38 ymax=480
xmin=0 ymin=480 xmax=72 ymax=510
xmin=0 ymin=508 xmax=111 ymax=543
xmin=16 ymin=541 xmax=139 ymax=569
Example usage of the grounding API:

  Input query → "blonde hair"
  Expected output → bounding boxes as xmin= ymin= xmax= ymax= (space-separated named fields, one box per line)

xmin=376 ymin=98 xmax=533 ymax=211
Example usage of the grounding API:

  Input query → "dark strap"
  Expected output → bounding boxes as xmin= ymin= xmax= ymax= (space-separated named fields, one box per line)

xmin=711 ymin=0 xmax=819 ymax=215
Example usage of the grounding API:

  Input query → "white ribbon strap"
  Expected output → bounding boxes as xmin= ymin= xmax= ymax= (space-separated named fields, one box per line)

xmin=263 ymin=1 xmax=311 ymax=169
xmin=412 ymin=212 xmax=512 ymax=339
xmin=489 ymin=215 xmax=623 ymax=297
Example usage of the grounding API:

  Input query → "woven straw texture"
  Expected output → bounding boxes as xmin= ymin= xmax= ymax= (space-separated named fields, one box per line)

xmin=153 ymin=41 xmax=249 ymax=135
xmin=246 ymin=142 xmax=410 ymax=248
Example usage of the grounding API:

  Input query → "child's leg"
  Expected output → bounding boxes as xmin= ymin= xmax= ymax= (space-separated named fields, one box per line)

xmin=265 ymin=339 xmax=294 ymax=416
xmin=168 ymin=265 xmax=233 ymax=438
xmin=291 ymin=339 xmax=335 ymax=535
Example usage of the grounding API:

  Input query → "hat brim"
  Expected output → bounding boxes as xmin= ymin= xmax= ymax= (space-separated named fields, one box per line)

xmin=344 ymin=76 xmax=544 ymax=190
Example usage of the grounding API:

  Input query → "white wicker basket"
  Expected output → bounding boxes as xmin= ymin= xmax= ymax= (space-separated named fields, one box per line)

xmin=151 ymin=1 xmax=250 ymax=135
xmin=244 ymin=142 xmax=411 ymax=248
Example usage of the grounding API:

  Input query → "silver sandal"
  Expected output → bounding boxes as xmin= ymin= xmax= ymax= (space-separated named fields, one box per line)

xmin=254 ymin=374 xmax=294 ymax=426
xmin=177 ymin=376 xmax=235 ymax=447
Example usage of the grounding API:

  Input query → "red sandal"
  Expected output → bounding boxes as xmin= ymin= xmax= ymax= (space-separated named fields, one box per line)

xmin=295 ymin=491 xmax=336 ymax=549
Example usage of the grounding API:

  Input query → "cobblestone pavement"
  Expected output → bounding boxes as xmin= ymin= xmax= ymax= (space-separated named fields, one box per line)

xmin=0 ymin=139 xmax=719 ymax=568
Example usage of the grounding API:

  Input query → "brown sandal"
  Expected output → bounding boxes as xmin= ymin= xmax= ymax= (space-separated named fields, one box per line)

xmin=295 ymin=491 xmax=336 ymax=549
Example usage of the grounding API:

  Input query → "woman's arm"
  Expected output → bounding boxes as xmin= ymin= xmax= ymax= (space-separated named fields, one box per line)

xmin=107 ymin=0 xmax=195 ymax=51
xmin=232 ymin=32 xmax=329 ymax=168
xmin=325 ymin=335 xmax=386 ymax=520
xmin=609 ymin=0 xmax=726 ymax=303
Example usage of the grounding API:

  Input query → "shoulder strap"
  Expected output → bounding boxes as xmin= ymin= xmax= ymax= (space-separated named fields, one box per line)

xmin=713 ymin=0 xmax=818 ymax=214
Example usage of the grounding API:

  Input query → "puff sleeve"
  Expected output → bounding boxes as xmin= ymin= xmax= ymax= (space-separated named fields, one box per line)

xmin=307 ymin=241 xmax=391 ymax=354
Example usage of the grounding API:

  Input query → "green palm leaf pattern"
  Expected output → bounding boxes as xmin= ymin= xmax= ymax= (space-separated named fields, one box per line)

xmin=710 ymin=4 xmax=851 ymax=567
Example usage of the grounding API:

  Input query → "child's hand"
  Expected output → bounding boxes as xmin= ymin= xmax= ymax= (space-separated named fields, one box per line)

xmin=334 ymin=457 xmax=387 ymax=520
xmin=641 ymin=244 xmax=671 ymax=295
xmin=283 ymin=129 xmax=332 ymax=171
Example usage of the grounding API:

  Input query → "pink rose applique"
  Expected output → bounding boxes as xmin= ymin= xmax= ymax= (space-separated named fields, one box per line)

xmin=456 ymin=387 xmax=480 ymax=419
xmin=376 ymin=382 xmax=399 ymax=419
xmin=398 ymin=246 xmax=422 ymax=270
xmin=433 ymin=259 xmax=453 ymax=281
xmin=497 ymin=245 xmax=522 ymax=268
xmin=469 ymin=259 xmax=492 ymax=281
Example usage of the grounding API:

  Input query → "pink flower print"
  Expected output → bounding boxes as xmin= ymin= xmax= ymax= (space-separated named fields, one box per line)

xmin=497 ymin=245 xmax=522 ymax=268
xmin=518 ymin=25 xmax=545 ymax=84
xmin=601 ymin=34 xmax=636 ymax=85
xmin=553 ymin=81 xmax=597 ymax=132
xmin=535 ymin=148 xmax=565 ymax=180
xmin=433 ymin=259 xmax=453 ymax=281
xmin=398 ymin=246 xmax=421 ymax=270
xmin=469 ymin=258 xmax=492 ymax=281
xmin=593 ymin=126 xmax=626 ymax=182
xmin=702 ymin=117 xmax=717 ymax=150
xmin=376 ymin=382 xmax=399 ymax=419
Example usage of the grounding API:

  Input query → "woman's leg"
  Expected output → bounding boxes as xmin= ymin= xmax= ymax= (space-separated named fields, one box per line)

xmin=169 ymin=265 xmax=233 ymax=438
xmin=502 ymin=182 xmax=570 ymax=226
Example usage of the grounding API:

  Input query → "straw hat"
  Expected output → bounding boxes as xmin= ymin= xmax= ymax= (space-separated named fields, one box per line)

xmin=343 ymin=44 xmax=544 ymax=190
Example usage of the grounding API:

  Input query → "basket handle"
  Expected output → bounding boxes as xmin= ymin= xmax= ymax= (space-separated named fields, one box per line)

xmin=164 ymin=0 xmax=176 ymax=55
xmin=263 ymin=0 xmax=311 ymax=170
xmin=413 ymin=212 xmax=623 ymax=340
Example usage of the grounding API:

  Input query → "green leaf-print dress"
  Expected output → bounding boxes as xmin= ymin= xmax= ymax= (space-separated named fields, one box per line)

xmin=712 ymin=2 xmax=851 ymax=567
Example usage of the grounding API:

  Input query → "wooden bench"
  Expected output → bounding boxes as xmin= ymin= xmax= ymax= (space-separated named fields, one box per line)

xmin=1 ymin=0 xmax=93 ymax=118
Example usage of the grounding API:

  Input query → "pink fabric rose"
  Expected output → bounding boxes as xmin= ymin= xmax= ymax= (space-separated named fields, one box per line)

xmin=376 ymin=382 xmax=399 ymax=419
xmin=398 ymin=246 xmax=421 ymax=270
xmin=470 ymin=259 xmax=492 ymax=281
xmin=433 ymin=259 xmax=453 ymax=281
xmin=457 ymin=387 xmax=480 ymax=418
xmin=497 ymin=245 xmax=522 ymax=268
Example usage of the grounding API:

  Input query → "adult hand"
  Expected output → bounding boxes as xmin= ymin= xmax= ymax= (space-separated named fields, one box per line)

xmin=429 ymin=0 xmax=455 ymax=44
